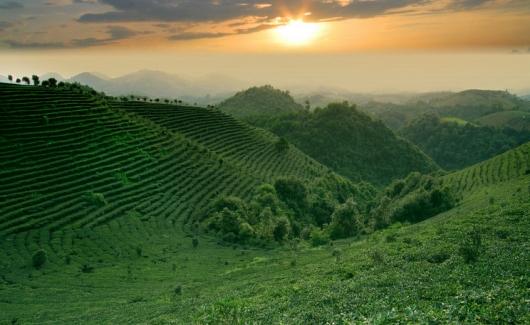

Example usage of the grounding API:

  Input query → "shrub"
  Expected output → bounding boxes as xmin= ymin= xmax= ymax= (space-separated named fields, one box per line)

xmin=427 ymin=251 xmax=451 ymax=264
xmin=328 ymin=198 xmax=365 ymax=240
xmin=273 ymin=217 xmax=290 ymax=242
xmin=274 ymin=177 xmax=307 ymax=214
xmin=83 ymin=191 xmax=107 ymax=207
xmin=310 ymin=228 xmax=330 ymax=246
xmin=32 ymin=249 xmax=47 ymax=269
xmin=81 ymin=264 xmax=94 ymax=273
xmin=459 ymin=227 xmax=482 ymax=263
xmin=192 ymin=238 xmax=199 ymax=248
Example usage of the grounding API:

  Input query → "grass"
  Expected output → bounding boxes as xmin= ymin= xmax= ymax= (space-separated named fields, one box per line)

xmin=440 ymin=116 xmax=473 ymax=126
xmin=0 ymin=83 xmax=529 ymax=323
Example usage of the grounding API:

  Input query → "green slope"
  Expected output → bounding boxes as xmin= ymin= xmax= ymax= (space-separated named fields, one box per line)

xmin=476 ymin=110 xmax=530 ymax=131
xmin=400 ymin=114 xmax=530 ymax=170
xmin=1 ymin=136 xmax=528 ymax=323
xmin=250 ymin=102 xmax=439 ymax=187
xmin=217 ymin=85 xmax=304 ymax=118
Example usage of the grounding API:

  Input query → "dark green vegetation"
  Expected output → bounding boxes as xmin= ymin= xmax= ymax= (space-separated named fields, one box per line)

xmin=360 ymin=89 xmax=530 ymax=131
xmin=1 ymin=82 xmax=529 ymax=323
xmin=217 ymin=85 xmax=304 ymax=118
xmin=250 ymin=102 xmax=438 ymax=186
xmin=400 ymin=114 xmax=530 ymax=170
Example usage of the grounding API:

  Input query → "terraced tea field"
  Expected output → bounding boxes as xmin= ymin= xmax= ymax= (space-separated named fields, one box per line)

xmin=0 ymin=83 xmax=333 ymax=271
xmin=443 ymin=142 xmax=530 ymax=194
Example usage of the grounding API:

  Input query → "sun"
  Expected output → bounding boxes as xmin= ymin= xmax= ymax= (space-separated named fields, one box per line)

xmin=275 ymin=20 xmax=321 ymax=46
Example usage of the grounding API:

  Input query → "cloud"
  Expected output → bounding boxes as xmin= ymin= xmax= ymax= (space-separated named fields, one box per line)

xmin=72 ymin=25 xmax=137 ymax=46
xmin=169 ymin=23 xmax=274 ymax=41
xmin=0 ymin=21 xmax=13 ymax=32
xmin=0 ymin=1 xmax=23 ymax=9
xmin=3 ymin=40 xmax=65 ymax=49
xmin=4 ymin=25 xmax=137 ymax=48
xmin=78 ymin=0 xmax=435 ymax=23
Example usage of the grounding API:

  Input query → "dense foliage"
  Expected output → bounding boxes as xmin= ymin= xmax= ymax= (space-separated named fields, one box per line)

xmin=218 ymin=85 xmax=304 ymax=118
xmin=400 ymin=114 xmax=530 ymax=170
xmin=202 ymin=175 xmax=377 ymax=245
xmin=370 ymin=172 xmax=458 ymax=228
xmin=250 ymin=102 xmax=438 ymax=187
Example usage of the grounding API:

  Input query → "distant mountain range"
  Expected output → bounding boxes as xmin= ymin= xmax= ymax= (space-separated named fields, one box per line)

xmin=36 ymin=70 xmax=247 ymax=105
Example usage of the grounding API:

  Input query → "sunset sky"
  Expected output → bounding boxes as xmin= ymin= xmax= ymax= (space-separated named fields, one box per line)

xmin=1 ymin=0 xmax=529 ymax=92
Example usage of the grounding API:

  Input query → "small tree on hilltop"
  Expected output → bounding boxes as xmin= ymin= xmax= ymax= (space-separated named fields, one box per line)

xmin=48 ymin=78 xmax=57 ymax=87
xmin=22 ymin=76 xmax=30 ymax=85
xmin=8 ymin=75 xmax=13 ymax=82
xmin=16 ymin=78 xmax=21 ymax=84
xmin=32 ymin=75 xmax=40 ymax=86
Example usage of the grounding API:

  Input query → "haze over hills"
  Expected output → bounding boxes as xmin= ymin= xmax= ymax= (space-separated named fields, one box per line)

xmin=36 ymin=70 xmax=247 ymax=106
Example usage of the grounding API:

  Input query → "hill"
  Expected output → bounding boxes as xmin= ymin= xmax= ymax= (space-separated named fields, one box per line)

xmin=217 ymin=85 xmax=304 ymax=118
xmin=0 ymin=82 xmax=366 ymax=237
xmin=249 ymin=102 xmax=439 ymax=187
xmin=359 ymin=89 xmax=530 ymax=130
xmin=476 ymin=110 xmax=530 ymax=131
xmin=400 ymin=114 xmax=530 ymax=170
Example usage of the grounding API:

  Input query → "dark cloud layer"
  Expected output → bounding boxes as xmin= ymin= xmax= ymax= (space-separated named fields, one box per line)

xmin=0 ymin=1 xmax=23 ymax=9
xmin=4 ymin=25 xmax=137 ymax=48
xmin=79 ymin=0 xmax=439 ymax=23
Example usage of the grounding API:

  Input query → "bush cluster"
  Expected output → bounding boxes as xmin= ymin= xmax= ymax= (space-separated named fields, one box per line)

xmin=203 ymin=175 xmax=376 ymax=246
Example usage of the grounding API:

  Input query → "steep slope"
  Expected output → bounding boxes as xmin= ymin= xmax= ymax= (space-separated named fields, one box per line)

xmin=400 ymin=114 xmax=530 ymax=170
xmin=218 ymin=85 xmax=304 ymax=118
xmin=250 ymin=102 xmax=439 ymax=187
xmin=0 ymin=83 xmax=334 ymax=238
xmin=442 ymin=141 xmax=530 ymax=195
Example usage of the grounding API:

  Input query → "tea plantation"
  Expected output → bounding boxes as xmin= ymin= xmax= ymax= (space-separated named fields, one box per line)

xmin=0 ymin=83 xmax=529 ymax=323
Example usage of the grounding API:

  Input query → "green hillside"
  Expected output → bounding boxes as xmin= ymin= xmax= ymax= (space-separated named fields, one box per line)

xmin=217 ymin=85 xmax=304 ymax=118
xmin=400 ymin=114 xmax=530 ymax=170
xmin=250 ymin=102 xmax=439 ymax=187
xmin=360 ymin=90 xmax=530 ymax=130
xmin=476 ymin=110 xmax=530 ymax=131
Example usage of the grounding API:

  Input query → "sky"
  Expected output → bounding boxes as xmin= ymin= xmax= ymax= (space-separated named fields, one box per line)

xmin=0 ymin=0 xmax=529 ymax=93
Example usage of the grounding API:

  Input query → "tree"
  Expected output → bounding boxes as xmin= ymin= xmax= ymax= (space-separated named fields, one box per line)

xmin=15 ymin=78 xmax=21 ymax=84
xmin=41 ymin=80 xmax=50 ymax=87
xmin=48 ymin=78 xmax=57 ymax=87
xmin=22 ymin=77 xmax=30 ymax=85
xmin=328 ymin=198 xmax=365 ymax=240
xmin=273 ymin=217 xmax=290 ymax=242
xmin=8 ymin=75 xmax=13 ymax=82
xmin=32 ymin=75 xmax=40 ymax=86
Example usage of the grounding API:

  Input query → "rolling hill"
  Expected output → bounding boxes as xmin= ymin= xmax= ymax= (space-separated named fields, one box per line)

xmin=359 ymin=89 xmax=530 ymax=130
xmin=400 ymin=114 xmax=530 ymax=170
xmin=476 ymin=110 xmax=530 ymax=131
xmin=249 ymin=102 xmax=439 ymax=186
xmin=217 ymin=85 xmax=304 ymax=118
xmin=0 ymin=82 xmax=352 ymax=241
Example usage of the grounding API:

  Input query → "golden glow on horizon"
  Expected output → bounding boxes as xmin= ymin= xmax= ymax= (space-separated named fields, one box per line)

xmin=275 ymin=20 xmax=321 ymax=46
